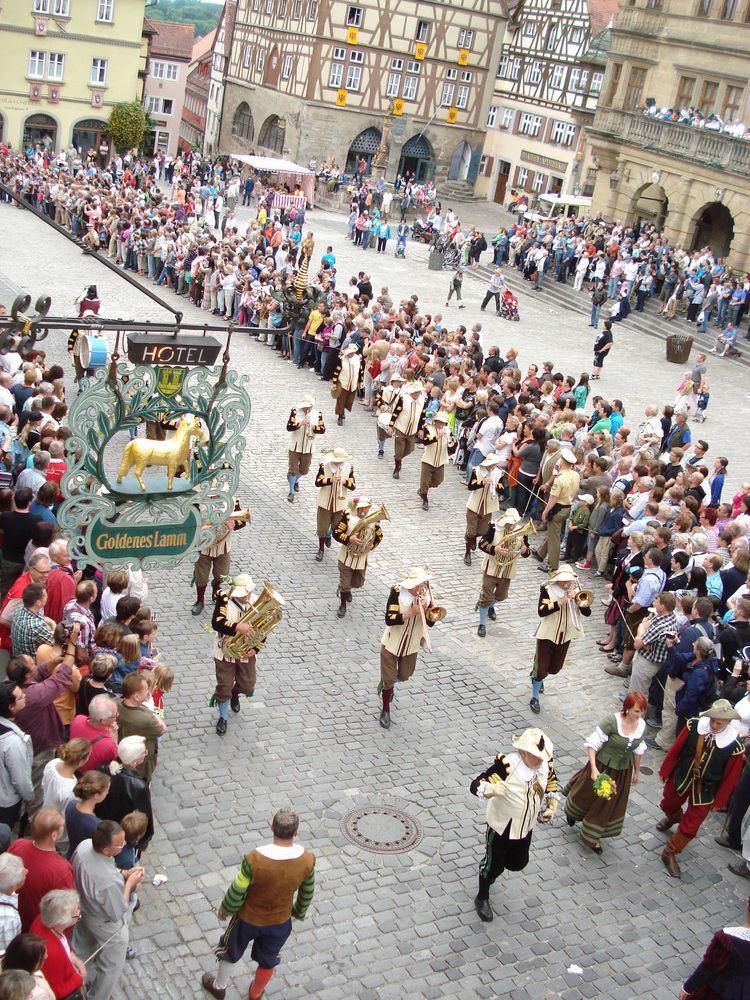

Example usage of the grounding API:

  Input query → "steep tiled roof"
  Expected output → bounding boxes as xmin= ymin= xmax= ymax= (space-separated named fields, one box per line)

xmin=149 ymin=19 xmax=195 ymax=60
xmin=192 ymin=28 xmax=217 ymax=63
xmin=588 ymin=0 xmax=619 ymax=37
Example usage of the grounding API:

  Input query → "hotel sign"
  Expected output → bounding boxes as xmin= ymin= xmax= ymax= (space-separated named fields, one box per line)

xmin=127 ymin=334 xmax=222 ymax=367
xmin=521 ymin=149 xmax=568 ymax=173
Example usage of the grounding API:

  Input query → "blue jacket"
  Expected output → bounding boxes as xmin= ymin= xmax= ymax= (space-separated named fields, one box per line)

xmin=668 ymin=649 xmax=720 ymax=719
xmin=597 ymin=507 xmax=627 ymax=537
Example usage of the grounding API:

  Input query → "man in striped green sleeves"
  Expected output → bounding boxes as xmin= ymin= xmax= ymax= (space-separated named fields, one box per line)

xmin=201 ymin=808 xmax=315 ymax=1000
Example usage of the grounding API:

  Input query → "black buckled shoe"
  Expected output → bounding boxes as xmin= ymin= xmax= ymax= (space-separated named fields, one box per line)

xmin=477 ymin=624 xmax=486 ymax=637
xmin=215 ymin=718 xmax=227 ymax=736
xmin=379 ymin=710 xmax=391 ymax=729
xmin=474 ymin=896 xmax=493 ymax=922
xmin=191 ymin=601 xmax=204 ymax=616
xmin=529 ymin=697 xmax=541 ymax=714
xmin=230 ymin=691 xmax=241 ymax=714
xmin=487 ymin=607 xmax=497 ymax=621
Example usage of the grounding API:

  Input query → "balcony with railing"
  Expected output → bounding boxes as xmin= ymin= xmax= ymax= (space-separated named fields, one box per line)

xmin=590 ymin=107 xmax=750 ymax=178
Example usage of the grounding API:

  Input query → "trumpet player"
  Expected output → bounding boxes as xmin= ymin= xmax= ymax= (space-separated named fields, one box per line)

xmin=287 ymin=394 xmax=325 ymax=503
xmin=379 ymin=567 xmax=440 ymax=730
xmin=374 ymin=372 xmax=406 ymax=460
xmin=464 ymin=455 xmax=503 ymax=566
xmin=211 ymin=574 xmax=261 ymax=735
xmin=390 ymin=380 xmax=426 ymax=479
xmin=191 ymin=499 xmax=250 ymax=616
xmin=315 ymin=447 xmax=356 ymax=562
xmin=418 ymin=411 xmax=457 ymax=511
xmin=530 ymin=567 xmax=591 ymax=714
xmin=476 ymin=508 xmax=530 ymax=637
xmin=333 ymin=343 xmax=363 ymax=426
xmin=333 ymin=497 xmax=384 ymax=618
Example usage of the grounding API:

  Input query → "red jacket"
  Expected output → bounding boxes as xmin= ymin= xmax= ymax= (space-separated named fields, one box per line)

xmin=0 ymin=571 xmax=32 ymax=652
xmin=29 ymin=915 xmax=83 ymax=999
xmin=44 ymin=566 xmax=76 ymax=625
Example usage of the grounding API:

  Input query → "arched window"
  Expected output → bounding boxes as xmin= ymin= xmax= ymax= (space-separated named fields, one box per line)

xmin=232 ymin=102 xmax=254 ymax=141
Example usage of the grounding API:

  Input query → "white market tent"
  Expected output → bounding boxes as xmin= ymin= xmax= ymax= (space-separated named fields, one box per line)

xmin=231 ymin=154 xmax=315 ymax=207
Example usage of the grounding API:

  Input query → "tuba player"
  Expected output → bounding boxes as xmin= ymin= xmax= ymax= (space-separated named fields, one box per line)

xmin=332 ymin=496 xmax=384 ymax=618
xmin=211 ymin=575 xmax=262 ymax=735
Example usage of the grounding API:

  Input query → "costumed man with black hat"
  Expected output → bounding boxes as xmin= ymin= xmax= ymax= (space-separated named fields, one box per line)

xmin=532 ymin=447 xmax=580 ymax=573
xmin=332 ymin=344 xmax=363 ymax=426
xmin=374 ymin=372 xmax=405 ymax=460
xmin=530 ymin=566 xmax=590 ymax=713
xmin=418 ymin=411 xmax=457 ymax=511
xmin=332 ymin=496 xmax=384 ymax=619
xmin=192 ymin=501 xmax=250 ymax=615
xmin=210 ymin=574 xmax=262 ymax=735
xmin=286 ymin=394 xmax=325 ymax=503
xmin=657 ymin=699 xmax=744 ymax=879
xmin=470 ymin=728 xmax=558 ymax=922
xmin=314 ymin=447 xmax=356 ymax=562
xmin=390 ymin=381 xmax=426 ymax=479
xmin=378 ymin=567 xmax=442 ymax=729
xmin=464 ymin=454 xmax=502 ymax=566
xmin=476 ymin=507 xmax=530 ymax=637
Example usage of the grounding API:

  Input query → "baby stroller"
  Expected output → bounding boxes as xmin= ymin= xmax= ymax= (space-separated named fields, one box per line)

xmin=395 ymin=240 xmax=406 ymax=259
xmin=499 ymin=289 xmax=520 ymax=321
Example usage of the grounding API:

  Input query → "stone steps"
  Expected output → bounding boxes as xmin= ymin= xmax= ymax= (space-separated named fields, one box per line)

xmin=473 ymin=260 xmax=750 ymax=370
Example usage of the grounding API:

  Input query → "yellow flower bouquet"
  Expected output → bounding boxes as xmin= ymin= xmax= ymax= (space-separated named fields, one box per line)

xmin=593 ymin=773 xmax=617 ymax=800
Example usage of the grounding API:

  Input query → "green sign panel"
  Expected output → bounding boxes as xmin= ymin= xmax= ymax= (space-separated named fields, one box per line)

xmin=89 ymin=509 xmax=198 ymax=561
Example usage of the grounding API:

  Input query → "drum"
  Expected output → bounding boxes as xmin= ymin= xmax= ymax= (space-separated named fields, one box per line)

xmin=377 ymin=411 xmax=392 ymax=431
xmin=80 ymin=335 xmax=107 ymax=368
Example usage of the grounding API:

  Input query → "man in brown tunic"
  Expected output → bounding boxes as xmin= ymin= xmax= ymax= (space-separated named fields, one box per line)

xmin=201 ymin=808 xmax=315 ymax=1000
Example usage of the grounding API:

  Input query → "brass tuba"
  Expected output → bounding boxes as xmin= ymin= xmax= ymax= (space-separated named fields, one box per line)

xmin=221 ymin=582 xmax=286 ymax=660
xmin=349 ymin=504 xmax=390 ymax=551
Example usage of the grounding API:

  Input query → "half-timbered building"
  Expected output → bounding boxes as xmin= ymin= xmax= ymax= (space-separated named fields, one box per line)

xmin=475 ymin=0 xmax=617 ymax=206
xmin=216 ymin=0 xmax=507 ymax=184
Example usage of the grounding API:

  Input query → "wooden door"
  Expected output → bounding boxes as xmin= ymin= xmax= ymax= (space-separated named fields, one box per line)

xmin=493 ymin=160 xmax=510 ymax=204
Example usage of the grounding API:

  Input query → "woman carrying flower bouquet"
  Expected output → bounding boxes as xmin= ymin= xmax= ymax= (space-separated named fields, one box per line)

xmin=564 ymin=692 xmax=648 ymax=854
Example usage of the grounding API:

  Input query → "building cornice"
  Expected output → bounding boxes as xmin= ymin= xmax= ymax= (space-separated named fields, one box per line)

xmin=0 ymin=22 xmax=141 ymax=48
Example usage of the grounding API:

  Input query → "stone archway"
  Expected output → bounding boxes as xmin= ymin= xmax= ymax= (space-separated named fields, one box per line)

xmin=448 ymin=140 xmax=472 ymax=182
xmin=398 ymin=134 xmax=434 ymax=183
xmin=258 ymin=114 xmax=285 ymax=155
xmin=345 ymin=126 xmax=382 ymax=175
xmin=628 ymin=181 xmax=669 ymax=231
xmin=231 ymin=102 xmax=254 ymax=142
xmin=23 ymin=112 xmax=58 ymax=150
xmin=691 ymin=201 xmax=734 ymax=258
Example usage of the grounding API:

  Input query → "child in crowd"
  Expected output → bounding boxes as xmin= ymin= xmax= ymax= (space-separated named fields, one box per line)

xmin=133 ymin=618 xmax=159 ymax=667
xmin=151 ymin=664 xmax=174 ymax=722
xmin=576 ymin=486 xmax=610 ymax=571
xmin=705 ymin=554 xmax=725 ymax=599
xmin=115 ymin=810 xmax=149 ymax=870
xmin=563 ymin=493 xmax=594 ymax=562
xmin=114 ymin=634 xmax=142 ymax=686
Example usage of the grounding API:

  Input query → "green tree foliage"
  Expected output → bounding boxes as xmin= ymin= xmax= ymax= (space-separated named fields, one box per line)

xmin=108 ymin=102 xmax=148 ymax=153
xmin=153 ymin=0 xmax=222 ymax=37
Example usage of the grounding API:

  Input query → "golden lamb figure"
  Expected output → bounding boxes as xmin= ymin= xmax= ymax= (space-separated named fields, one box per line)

xmin=116 ymin=414 xmax=204 ymax=491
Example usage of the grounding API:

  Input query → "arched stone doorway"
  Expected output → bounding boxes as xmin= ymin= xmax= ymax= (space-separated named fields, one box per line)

xmin=231 ymin=102 xmax=254 ymax=142
xmin=629 ymin=182 xmax=669 ymax=231
xmin=72 ymin=118 xmax=108 ymax=159
xmin=23 ymin=113 xmax=57 ymax=150
xmin=345 ymin=127 xmax=382 ymax=175
xmin=448 ymin=140 xmax=472 ymax=181
xmin=691 ymin=202 xmax=734 ymax=258
xmin=398 ymin=134 xmax=434 ymax=183
xmin=258 ymin=114 xmax=285 ymax=154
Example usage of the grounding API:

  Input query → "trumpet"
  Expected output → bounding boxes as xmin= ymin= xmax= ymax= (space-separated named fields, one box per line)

xmin=574 ymin=589 xmax=593 ymax=609
xmin=229 ymin=508 xmax=252 ymax=527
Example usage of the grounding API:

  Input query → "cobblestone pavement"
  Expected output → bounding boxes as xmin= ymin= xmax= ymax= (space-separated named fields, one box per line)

xmin=0 ymin=200 xmax=747 ymax=1000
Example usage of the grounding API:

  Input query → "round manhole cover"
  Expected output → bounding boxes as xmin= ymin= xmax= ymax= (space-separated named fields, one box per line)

xmin=340 ymin=805 xmax=423 ymax=854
